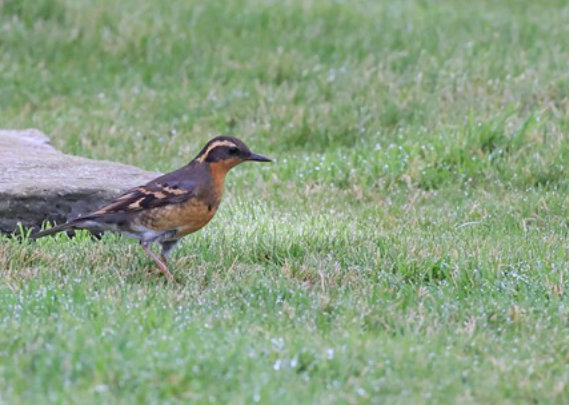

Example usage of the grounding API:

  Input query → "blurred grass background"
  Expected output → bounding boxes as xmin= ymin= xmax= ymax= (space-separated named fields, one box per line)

xmin=2 ymin=0 xmax=569 ymax=403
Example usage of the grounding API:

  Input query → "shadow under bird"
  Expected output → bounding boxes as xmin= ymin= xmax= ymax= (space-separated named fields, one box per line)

xmin=32 ymin=136 xmax=272 ymax=281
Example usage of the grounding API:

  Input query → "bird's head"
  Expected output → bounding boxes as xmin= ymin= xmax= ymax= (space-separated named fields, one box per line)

xmin=195 ymin=136 xmax=272 ymax=171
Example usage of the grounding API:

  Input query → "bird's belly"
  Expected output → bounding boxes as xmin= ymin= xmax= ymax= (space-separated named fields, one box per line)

xmin=139 ymin=199 xmax=218 ymax=238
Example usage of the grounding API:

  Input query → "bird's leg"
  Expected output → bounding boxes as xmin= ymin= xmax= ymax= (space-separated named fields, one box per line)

xmin=160 ymin=240 xmax=179 ymax=264
xmin=140 ymin=241 xmax=174 ymax=282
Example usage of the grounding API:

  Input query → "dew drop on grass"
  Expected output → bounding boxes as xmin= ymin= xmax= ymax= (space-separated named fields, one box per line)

xmin=271 ymin=337 xmax=284 ymax=351
xmin=93 ymin=384 xmax=109 ymax=393
xmin=326 ymin=70 xmax=336 ymax=82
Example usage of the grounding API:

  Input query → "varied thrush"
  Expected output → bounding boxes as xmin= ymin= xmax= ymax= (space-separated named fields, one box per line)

xmin=32 ymin=136 xmax=272 ymax=281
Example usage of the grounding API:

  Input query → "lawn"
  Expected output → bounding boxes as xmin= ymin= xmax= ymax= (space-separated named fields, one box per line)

xmin=2 ymin=0 xmax=569 ymax=403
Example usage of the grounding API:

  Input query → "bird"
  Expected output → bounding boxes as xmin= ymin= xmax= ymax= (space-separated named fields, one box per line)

xmin=32 ymin=135 xmax=272 ymax=281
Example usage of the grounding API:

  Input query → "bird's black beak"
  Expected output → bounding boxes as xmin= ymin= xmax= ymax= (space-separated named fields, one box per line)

xmin=248 ymin=153 xmax=272 ymax=162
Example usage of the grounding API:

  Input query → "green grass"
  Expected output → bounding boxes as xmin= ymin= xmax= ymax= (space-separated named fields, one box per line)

xmin=2 ymin=0 xmax=569 ymax=403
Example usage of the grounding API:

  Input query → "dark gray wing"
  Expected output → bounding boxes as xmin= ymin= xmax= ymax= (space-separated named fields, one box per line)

xmin=86 ymin=168 xmax=201 ymax=217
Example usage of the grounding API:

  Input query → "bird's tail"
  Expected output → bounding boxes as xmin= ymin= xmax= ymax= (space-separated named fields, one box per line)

xmin=31 ymin=221 xmax=77 ymax=239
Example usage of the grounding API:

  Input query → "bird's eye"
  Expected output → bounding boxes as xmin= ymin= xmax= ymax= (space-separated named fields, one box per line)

xmin=228 ymin=147 xmax=239 ymax=155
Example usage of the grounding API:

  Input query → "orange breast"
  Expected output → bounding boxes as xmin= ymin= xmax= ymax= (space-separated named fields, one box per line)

xmin=136 ymin=162 xmax=232 ymax=239
xmin=140 ymin=198 xmax=219 ymax=238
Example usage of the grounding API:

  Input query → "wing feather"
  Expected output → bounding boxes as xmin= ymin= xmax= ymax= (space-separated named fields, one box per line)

xmin=87 ymin=170 xmax=199 ymax=218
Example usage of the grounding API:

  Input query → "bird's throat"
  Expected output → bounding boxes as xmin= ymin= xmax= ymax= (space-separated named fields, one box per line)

xmin=208 ymin=161 xmax=230 ymax=197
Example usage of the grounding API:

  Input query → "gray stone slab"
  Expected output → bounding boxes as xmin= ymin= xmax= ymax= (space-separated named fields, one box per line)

xmin=0 ymin=129 xmax=160 ymax=234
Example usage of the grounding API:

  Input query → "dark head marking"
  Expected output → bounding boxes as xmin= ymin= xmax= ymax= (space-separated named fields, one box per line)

xmin=195 ymin=136 xmax=251 ymax=163
xmin=194 ymin=135 xmax=272 ymax=164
